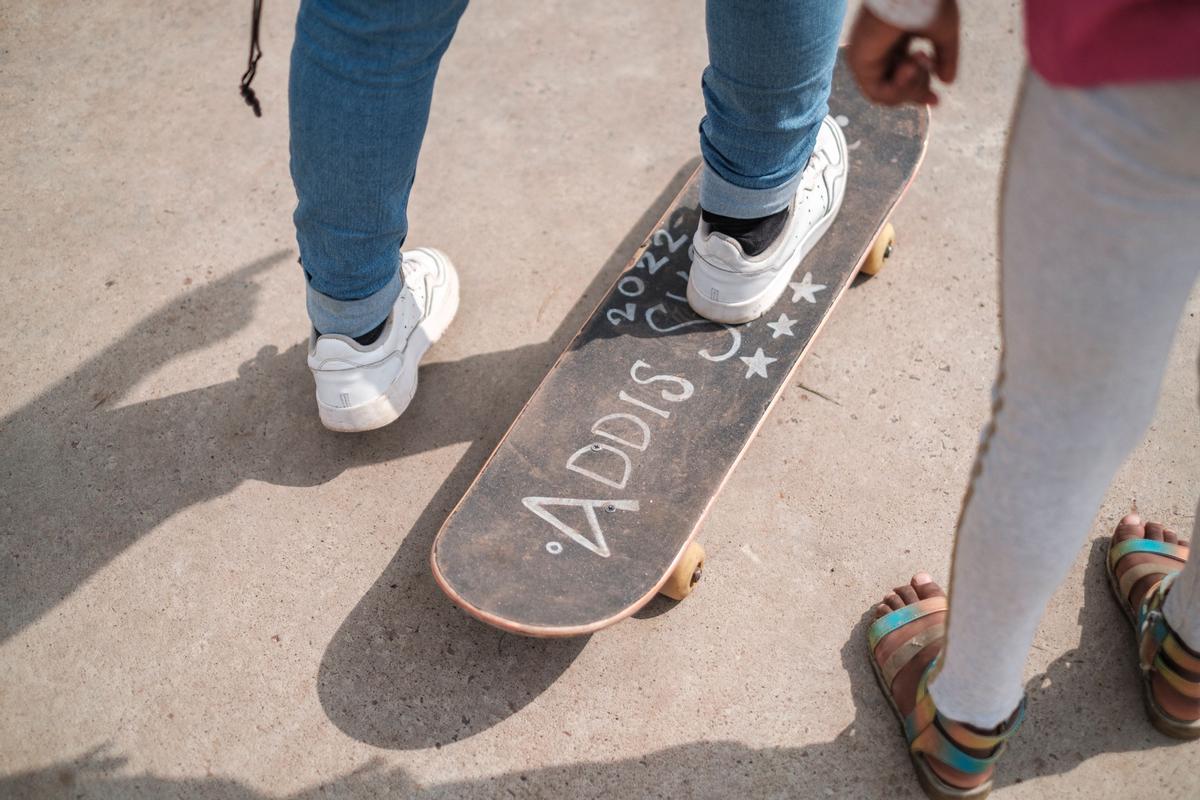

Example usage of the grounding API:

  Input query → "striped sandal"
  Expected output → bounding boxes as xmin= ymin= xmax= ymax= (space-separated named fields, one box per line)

xmin=1106 ymin=531 xmax=1200 ymax=739
xmin=868 ymin=596 xmax=1025 ymax=800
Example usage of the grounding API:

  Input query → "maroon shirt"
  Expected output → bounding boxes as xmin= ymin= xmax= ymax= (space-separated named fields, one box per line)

xmin=1026 ymin=0 xmax=1200 ymax=86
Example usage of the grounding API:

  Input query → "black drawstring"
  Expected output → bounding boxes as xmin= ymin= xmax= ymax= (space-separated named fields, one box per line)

xmin=240 ymin=0 xmax=264 ymax=117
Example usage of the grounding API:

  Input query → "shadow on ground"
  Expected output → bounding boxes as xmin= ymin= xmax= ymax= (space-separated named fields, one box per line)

xmin=0 ymin=160 xmax=700 ymax=751
xmin=5 ymin=555 xmax=1187 ymax=797
xmin=4 ymin=157 xmax=1185 ymax=785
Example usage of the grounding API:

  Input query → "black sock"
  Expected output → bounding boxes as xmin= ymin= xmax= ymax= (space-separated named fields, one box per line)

xmin=701 ymin=207 xmax=788 ymax=257
xmin=314 ymin=318 xmax=387 ymax=346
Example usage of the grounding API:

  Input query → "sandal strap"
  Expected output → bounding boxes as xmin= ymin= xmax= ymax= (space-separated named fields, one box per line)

xmin=1137 ymin=572 xmax=1175 ymax=632
xmin=868 ymin=596 xmax=948 ymax=651
xmin=1109 ymin=537 xmax=1189 ymax=572
xmin=1162 ymin=634 xmax=1200 ymax=675
xmin=903 ymin=661 xmax=1025 ymax=776
xmin=1120 ymin=562 xmax=1173 ymax=603
xmin=1137 ymin=575 xmax=1200 ymax=699
xmin=1155 ymin=656 xmax=1200 ymax=700
xmin=880 ymin=622 xmax=946 ymax=689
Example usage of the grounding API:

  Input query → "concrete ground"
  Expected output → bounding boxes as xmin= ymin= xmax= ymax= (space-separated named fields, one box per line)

xmin=2 ymin=1 xmax=1198 ymax=797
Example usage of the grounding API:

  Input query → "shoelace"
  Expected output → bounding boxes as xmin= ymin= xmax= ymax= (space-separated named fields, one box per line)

xmin=240 ymin=0 xmax=265 ymax=117
xmin=801 ymin=150 xmax=829 ymax=193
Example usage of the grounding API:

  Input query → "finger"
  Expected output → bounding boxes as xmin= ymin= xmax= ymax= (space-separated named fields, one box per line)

xmin=851 ymin=46 xmax=901 ymax=102
xmin=892 ymin=58 xmax=920 ymax=86
xmin=855 ymin=69 xmax=905 ymax=106
xmin=870 ymin=77 xmax=934 ymax=107
xmin=892 ymin=58 xmax=937 ymax=105
xmin=910 ymin=50 xmax=936 ymax=74
xmin=869 ymin=53 xmax=926 ymax=105
xmin=932 ymin=28 xmax=960 ymax=83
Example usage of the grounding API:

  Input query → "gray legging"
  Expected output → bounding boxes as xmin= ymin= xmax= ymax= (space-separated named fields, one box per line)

xmin=927 ymin=69 xmax=1200 ymax=727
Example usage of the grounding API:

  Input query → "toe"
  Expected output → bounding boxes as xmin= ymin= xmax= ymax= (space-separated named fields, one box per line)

xmin=874 ymin=603 xmax=893 ymax=619
xmin=884 ymin=592 xmax=904 ymax=610
xmin=1114 ymin=513 xmax=1145 ymax=543
xmin=1164 ymin=528 xmax=1179 ymax=544
xmin=1146 ymin=522 xmax=1165 ymax=541
xmin=894 ymin=584 xmax=919 ymax=605
xmin=912 ymin=574 xmax=945 ymax=600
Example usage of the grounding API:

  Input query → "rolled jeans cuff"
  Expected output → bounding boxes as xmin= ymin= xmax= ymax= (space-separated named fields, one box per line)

xmin=306 ymin=268 xmax=402 ymax=338
xmin=699 ymin=162 xmax=803 ymax=219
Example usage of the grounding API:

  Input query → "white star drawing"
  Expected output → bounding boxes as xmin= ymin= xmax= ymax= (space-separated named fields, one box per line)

xmin=789 ymin=272 xmax=826 ymax=304
xmin=766 ymin=312 xmax=797 ymax=339
xmin=740 ymin=348 xmax=778 ymax=379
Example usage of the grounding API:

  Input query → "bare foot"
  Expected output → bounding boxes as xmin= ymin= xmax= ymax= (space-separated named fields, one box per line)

xmin=870 ymin=573 xmax=999 ymax=791
xmin=1110 ymin=513 xmax=1199 ymax=723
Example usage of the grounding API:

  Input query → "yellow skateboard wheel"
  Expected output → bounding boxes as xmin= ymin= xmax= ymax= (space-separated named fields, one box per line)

xmin=661 ymin=541 xmax=706 ymax=601
xmin=862 ymin=222 xmax=896 ymax=277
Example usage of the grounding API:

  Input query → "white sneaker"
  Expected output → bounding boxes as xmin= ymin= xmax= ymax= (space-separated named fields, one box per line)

xmin=308 ymin=247 xmax=459 ymax=432
xmin=687 ymin=115 xmax=848 ymax=324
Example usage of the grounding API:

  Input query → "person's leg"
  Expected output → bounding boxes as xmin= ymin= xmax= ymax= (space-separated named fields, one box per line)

xmin=699 ymin=0 xmax=846 ymax=218
xmin=290 ymin=0 xmax=466 ymax=432
xmin=929 ymin=71 xmax=1200 ymax=727
xmin=867 ymin=71 xmax=1200 ymax=794
xmin=688 ymin=0 xmax=849 ymax=324
xmin=290 ymin=0 xmax=468 ymax=338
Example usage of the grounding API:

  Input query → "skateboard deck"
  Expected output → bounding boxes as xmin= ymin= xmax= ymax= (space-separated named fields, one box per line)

xmin=432 ymin=56 xmax=929 ymax=636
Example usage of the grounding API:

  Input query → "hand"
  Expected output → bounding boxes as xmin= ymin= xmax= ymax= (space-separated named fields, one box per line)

xmin=846 ymin=1 xmax=960 ymax=107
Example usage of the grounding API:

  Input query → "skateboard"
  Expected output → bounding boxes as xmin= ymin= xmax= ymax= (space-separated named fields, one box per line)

xmin=431 ymin=54 xmax=929 ymax=636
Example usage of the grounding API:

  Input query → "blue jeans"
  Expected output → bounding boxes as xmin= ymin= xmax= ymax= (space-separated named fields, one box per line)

xmin=290 ymin=0 xmax=846 ymax=336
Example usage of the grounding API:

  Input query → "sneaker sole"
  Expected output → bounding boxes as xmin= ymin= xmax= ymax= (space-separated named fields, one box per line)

xmin=318 ymin=248 xmax=460 ymax=433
